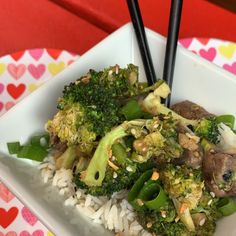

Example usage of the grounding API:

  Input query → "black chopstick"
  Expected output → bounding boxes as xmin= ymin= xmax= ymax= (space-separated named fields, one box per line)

xmin=163 ymin=0 xmax=183 ymax=107
xmin=126 ymin=0 xmax=157 ymax=86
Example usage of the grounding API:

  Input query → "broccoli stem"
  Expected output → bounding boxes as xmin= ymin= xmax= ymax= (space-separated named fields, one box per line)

xmin=82 ymin=120 xmax=146 ymax=186
xmin=82 ymin=125 xmax=127 ymax=186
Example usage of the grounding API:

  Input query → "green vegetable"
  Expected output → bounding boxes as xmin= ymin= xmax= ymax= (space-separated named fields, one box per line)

xmin=56 ymin=146 xmax=76 ymax=169
xmin=216 ymin=114 xmax=235 ymax=129
xmin=111 ymin=143 xmax=127 ymax=165
xmin=30 ymin=134 xmax=49 ymax=148
xmin=7 ymin=142 xmax=21 ymax=154
xmin=128 ymin=170 xmax=167 ymax=211
xmin=82 ymin=124 xmax=128 ymax=186
xmin=217 ymin=197 xmax=236 ymax=216
xmin=121 ymin=100 xmax=143 ymax=120
xmin=17 ymin=145 xmax=48 ymax=162
xmin=75 ymin=160 xmax=154 ymax=196
xmin=194 ymin=117 xmax=219 ymax=144
xmin=46 ymin=64 xmax=151 ymax=147
xmin=139 ymin=183 xmax=167 ymax=210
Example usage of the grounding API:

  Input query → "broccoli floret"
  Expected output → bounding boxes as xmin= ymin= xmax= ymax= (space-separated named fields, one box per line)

xmin=194 ymin=117 xmax=219 ymax=144
xmin=81 ymin=116 xmax=184 ymax=187
xmin=75 ymin=160 xmax=154 ymax=196
xmin=138 ymin=200 xmax=190 ymax=236
xmin=160 ymin=164 xmax=204 ymax=210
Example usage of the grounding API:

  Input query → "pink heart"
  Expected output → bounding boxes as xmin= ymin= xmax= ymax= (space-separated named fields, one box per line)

xmin=0 ymin=183 xmax=15 ymax=203
xmin=19 ymin=231 xmax=44 ymax=236
xmin=0 ymin=83 xmax=4 ymax=94
xmin=5 ymin=101 xmax=15 ymax=111
xmin=179 ymin=38 xmax=193 ymax=48
xmin=223 ymin=62 xmax=236 ymax=75
xmin=0 ymin=102 xmax=3 ymax=112
xmin=7 ymin=64 xmax=26 ymax=80
xmin=21 ymin=207 xmax=38 ymax=226
xmin=199 ymin=48 xmax=216 ymax=62
xmin=28 ymin=49 xmax=44 ymax=61
xmin=28 ymin=64 xmax=45 ymax=80
xmin=0 ymin=231 xmax=17 ymax=236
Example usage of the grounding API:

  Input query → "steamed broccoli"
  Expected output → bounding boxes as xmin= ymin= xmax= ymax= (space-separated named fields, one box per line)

xmin=194 ymin=117 xmax=219 ymax=144
xmin=80 ymin=116 xmax=183 ymax=188
xmin=46 ymin=64 xmax=147 ymax=147
xmin=75 ymin=160 xmax=154 ymax=196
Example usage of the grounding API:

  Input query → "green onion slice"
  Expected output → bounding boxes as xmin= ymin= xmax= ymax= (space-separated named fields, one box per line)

xmin=7 ymin=142 xmax=21 ymax=154
xmin=139 ymin=183 xmax=167 ymax=210
xmin=30 ymin=133 xmax=50 ymax=147
xmin=128 ymin=169 xmax=167 ymax=211
xmin=216 ymin=115 xmax=235 ymax=129
xmin=17 ymin=145 xmax=48 ymax=162
xmin=217 ymin=197 xmax=236 ymax=216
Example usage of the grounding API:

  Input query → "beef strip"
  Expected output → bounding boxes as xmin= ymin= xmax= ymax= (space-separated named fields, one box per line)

xmin=49 ymin=135 xmax=67 ymax=159
xmin=171 ymin=100 xmax=214 ymax=120
xmin=203 ymin=149 xmax=236 ymax=197
xmin=175 ymin=125 xmax=203 ymax=169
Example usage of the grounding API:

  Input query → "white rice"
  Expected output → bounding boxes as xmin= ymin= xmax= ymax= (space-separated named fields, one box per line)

xmin=39 ymin=157 xmax=151 ymax=236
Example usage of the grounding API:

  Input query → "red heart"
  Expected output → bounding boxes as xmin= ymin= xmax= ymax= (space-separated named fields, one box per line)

xmin=46 ymin=49 xmax=61 ymax=60
xmin=11 ymin=51 xmax=25 ymax=61
xmin=197 ymin=38 xmax=210 ymax=46
xmin=7 ymin=84 xmax=26 ymax=100
xmin=0 ymin=207 xmax=18 ymax=228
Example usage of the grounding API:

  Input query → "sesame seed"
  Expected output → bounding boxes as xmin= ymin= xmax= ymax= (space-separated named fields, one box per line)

xmin=161 ymin=210 xmax=167 ymax=218
xmin=210 ymin=192 xmax=215 ymax=198
xmin=113 ymin=172 xmax=118 ymax=179
xmin=199 ymin=218 xmax=206 ymax=226
xmin=126 ymin=166 xmax=133 ymax=172
xmin=207 ymin=199 xmax=213 ymax=206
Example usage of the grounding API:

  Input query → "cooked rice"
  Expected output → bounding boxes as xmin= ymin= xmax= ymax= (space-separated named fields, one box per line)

xmin=39 ymin=156 xmax=151 ymax=236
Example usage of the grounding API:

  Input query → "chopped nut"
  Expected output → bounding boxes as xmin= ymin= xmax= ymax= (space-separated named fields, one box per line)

xmin=175 ymin=216 xmax=180 ymax=223
xmin=136 ymin=199 xmax=144 ymax=206
xmin=179 ymin=203 xmax=188 ymax=214
xmin=146 ymin=222 xmax=152 ymax=228
xmin=108 ymin=160 xmax=119 ymax=171
xmin=161 ymin=210 xmax=167 ymax=218
xmin=151 ymin=171 xmax=159 ymax=181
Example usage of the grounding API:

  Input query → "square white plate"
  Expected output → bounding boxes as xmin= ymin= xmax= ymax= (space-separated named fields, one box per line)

xmin=0 ymin=23 xmax=236 ymax=236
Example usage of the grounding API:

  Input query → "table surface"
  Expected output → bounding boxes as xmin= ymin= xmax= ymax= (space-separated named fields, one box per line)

xmin=0 ymin=0 xmax=236 ymax=57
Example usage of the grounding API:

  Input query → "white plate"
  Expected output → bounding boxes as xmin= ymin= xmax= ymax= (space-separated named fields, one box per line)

xmin=0 ymin=23 xmax=236 ymax=236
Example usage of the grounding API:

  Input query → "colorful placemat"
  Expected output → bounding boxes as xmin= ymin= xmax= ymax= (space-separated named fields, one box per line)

xmin=0 ymin=38 xmax=236 ymax=235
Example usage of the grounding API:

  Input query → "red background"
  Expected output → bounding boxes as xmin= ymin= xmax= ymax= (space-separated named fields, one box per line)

xmin=0 ymin=0 xmax=236 ymax=57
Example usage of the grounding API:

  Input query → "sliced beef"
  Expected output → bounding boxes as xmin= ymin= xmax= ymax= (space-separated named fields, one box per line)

xmin=175 ymin=125 xmax=203 ymax=169
xmin=50 ymin=135 xmax=67 ymax=159
xmin=171 ymin=100 xmax=214 ymax=120
xmin=203 ymin=150 xmax=236 ymax=197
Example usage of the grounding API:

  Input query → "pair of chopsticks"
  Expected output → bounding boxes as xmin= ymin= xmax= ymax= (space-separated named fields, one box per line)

xmin=127 ymin=0 xmax=183 ymax=107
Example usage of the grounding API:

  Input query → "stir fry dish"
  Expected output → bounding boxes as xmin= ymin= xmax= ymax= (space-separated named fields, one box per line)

xmin=8 ymin=64 xmax=236 ymax=236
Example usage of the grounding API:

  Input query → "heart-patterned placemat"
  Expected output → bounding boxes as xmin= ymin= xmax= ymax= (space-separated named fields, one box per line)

xmin=0 ymin=38 xmax=236 ymax=235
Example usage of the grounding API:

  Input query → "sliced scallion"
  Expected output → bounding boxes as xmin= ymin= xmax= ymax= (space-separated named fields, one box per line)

xmin=216 ymin=115 xmax=235 ymax=129
xmin=217 ymin=197 xmax=236 ymax=216
xmin=7 ymin=142 xmax=21 ymax=154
